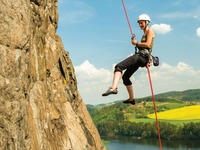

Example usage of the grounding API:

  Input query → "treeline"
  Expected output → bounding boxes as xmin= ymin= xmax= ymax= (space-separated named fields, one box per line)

xmin=97 ymin=121 xmax=200 ymax=140
xmin=87 ymin=102 xmax=200 ymax=140
xmin=146 ymin=89 xmax=200 ymax=102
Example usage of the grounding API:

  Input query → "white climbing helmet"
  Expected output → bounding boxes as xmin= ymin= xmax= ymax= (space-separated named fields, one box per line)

xmin=137 ymin=14 xmax=151 ymax=23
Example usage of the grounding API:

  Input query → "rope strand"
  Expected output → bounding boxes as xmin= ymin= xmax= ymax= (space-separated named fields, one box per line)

xmin=121 ymin=0 xmax=162 ymax=149
xmin=121 ymin=0 xmax=134 ymax=37
xmin=147 ymin=67 xmax=162 ymax=150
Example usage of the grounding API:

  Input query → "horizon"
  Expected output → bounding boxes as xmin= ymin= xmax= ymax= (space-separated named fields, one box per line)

xmin=86 ymin=88 xmax=200 ymax=105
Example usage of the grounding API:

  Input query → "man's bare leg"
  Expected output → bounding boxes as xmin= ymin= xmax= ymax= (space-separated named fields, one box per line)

xmin=126 ymin=85 xmax=134 ymax=101
xmin=102 ymin=71 xmax=122 ymax=96
xmin=111 ymin=71 xmax=122 ymax=90
xmin=123 ymin=85 xmax=136 ymax=105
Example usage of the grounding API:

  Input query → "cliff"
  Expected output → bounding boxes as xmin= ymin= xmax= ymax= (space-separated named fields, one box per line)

xmin=0 ymin=0 xmax=105 ymax=149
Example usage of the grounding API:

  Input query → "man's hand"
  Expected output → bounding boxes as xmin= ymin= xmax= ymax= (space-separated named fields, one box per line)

xmin=146 ymin=63 xmax=151 ymax=68
xmin=132 ymin=39 xmax=137 ymax=45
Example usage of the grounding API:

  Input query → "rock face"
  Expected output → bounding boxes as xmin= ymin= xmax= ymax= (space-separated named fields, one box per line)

xmin=0 ymin=0 xmax=105 ymax=149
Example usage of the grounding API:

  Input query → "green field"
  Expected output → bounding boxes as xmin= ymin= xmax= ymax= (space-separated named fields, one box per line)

xmin=125 ymin=103 xmax=200 ymax=124
xmin=148 ymin=105 xmax=200 ymax=120
xmin=132 ymin=117 xmax=200 ymax=124
xmin=87 ymin=89 xmax=200 ymax=140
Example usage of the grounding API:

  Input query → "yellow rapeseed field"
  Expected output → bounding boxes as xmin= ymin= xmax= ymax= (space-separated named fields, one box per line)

xmin=148 ymin=105 xmax=200 ymax=120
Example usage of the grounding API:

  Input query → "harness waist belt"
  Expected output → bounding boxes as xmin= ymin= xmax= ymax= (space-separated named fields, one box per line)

xmin=138 ymin=49 xmax=150 ymax=55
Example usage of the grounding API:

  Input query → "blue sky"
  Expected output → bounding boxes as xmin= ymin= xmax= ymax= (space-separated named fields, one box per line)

xmin=57 ymin=0 xmax=200 ymax=105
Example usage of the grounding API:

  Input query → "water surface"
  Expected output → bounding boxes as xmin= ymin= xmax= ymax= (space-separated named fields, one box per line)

xmin=103 ymin=137 xmax=200 ymax=150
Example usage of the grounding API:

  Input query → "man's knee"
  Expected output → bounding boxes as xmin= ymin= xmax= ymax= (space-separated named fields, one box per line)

xmin=114 ymin=65 xmax=123 ymax=73
xmin=122 ymin=75 xmax=132 ymax=86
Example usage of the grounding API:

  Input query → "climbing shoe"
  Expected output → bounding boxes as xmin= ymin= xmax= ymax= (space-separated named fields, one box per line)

xmin=102 ymin=88 xmax=118 ymax=96
xmin=123 ymin=99 xmax=136 ymax=105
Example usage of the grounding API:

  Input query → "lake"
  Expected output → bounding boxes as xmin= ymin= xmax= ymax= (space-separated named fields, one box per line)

xmin=103 ymin=136 xmax=200 ymax=150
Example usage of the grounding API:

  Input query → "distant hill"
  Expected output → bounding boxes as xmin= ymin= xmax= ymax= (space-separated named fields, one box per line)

xmin=143 ymin=89 xmax=200 ymax=102
xmin=86 ymin=89 xmax=200 ymax=121
xmin=87 ymin=89 xmax=200 ymax=108
xmin=86 ymin=89 xmax=200 ymax=140
xmin=87 ymin=89 xmax=200 ymax=121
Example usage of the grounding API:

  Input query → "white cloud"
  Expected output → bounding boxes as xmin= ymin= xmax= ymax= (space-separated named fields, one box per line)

xmin=75 ymin=61 xmax=200 ymax=105
xmin=196 ymin=27 xmax=200 ymax=37
xmin=151 ymin=24 xmax=172 ymax=34
xmin=75 ymin=60 xmax=112 ymax=84
xmin=147 ymin=62 xmax=200 ymax=95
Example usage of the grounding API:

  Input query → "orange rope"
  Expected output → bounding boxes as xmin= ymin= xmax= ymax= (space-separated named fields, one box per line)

xmin=147 ymin=67 xmax=162 ymax=150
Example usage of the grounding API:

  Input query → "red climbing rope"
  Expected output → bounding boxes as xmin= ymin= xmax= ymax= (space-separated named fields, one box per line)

xmin=147 ymin=67 xmax=162 ymax=150
xmin=121 ymin=0 xmax=135 ymax=37
xmin=121 ymin=0 xmax=162 ymax=149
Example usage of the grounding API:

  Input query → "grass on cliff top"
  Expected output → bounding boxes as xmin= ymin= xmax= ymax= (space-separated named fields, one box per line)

xmin=148 ymin=105 xmax=200 ymax=120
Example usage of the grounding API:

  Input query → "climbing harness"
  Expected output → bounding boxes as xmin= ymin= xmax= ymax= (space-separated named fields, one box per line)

xmin=121 ymin=0 xmax=162 ymax=149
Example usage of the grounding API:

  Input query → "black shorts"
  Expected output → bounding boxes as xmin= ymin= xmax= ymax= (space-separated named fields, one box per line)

xmin=114 ymin=54 xmax=148 ymax=85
